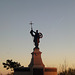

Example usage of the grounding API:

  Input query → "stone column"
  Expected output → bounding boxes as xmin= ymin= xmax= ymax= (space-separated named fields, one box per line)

xmin=28 ymin=48 xmax=45 ymax=68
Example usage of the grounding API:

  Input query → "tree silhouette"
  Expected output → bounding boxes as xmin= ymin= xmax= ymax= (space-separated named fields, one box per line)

xmin=2 ymin=59 xmax=23 ymax=71
xmin=58 ymin=68 xmax=75 ymax=75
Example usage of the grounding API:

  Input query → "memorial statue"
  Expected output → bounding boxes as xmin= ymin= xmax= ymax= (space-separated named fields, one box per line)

xmin=30 ymin=22 xmax=43 ymax=48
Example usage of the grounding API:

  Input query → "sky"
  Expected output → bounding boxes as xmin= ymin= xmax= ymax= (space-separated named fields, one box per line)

xmin=0 ymin=0 xmax=75 ymax=74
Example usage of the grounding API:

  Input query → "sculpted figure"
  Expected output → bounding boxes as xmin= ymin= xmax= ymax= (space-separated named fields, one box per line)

xmin=30 ymin=29 xmax=43 ymax=48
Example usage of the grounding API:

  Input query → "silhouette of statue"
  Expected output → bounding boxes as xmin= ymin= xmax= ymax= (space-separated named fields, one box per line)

xmin=30 ymin=29 xmax=43 ymax=48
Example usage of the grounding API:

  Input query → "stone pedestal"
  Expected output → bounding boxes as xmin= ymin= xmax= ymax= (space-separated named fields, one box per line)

xmin=28 ymin=48 xmax=45 ymax=68
xmin=14 ymin=48 xmax=57 ymax=75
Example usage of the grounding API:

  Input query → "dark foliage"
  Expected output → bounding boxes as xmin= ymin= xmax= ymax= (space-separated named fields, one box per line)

xmin=58 ymin=68 xmax=75 ymax=75
xmin=2 ymin=59 xmax=23 ymax=71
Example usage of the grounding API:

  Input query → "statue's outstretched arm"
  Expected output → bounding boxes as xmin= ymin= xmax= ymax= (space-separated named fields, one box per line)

xmin=33 ymin=31 xmax=36 ymax=33
xmin=30 ymin=30 xmax=35 ymax=37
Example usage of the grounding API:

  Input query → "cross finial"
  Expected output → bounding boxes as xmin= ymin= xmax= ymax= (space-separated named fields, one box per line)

xmin=30 ymin=21 xmax=33 ymax=25
xmin=30 ymin=21 xmax=34 ymax=30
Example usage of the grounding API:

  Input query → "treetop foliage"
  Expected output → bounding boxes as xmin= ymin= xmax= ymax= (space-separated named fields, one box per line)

xmin=2 ymin=59 xmax=23 ymax=71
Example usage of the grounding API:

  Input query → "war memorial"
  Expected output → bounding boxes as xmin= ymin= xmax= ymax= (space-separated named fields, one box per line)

xmin=14 ymin=22 xmax=57 ymax=75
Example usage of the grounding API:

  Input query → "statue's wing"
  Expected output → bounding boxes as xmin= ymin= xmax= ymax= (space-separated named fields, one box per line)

xmin=39 ymin=32 xmax=43 ymax=38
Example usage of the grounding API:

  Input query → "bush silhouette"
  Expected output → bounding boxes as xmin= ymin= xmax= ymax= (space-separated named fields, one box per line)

xmin=2 ymin=59 xmax=23 ymax=71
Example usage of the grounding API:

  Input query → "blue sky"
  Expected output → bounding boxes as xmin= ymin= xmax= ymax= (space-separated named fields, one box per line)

xmin=0 ymin=0 xmax=75 ymax=74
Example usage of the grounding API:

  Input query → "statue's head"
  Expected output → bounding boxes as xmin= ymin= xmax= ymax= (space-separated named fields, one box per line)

xmin=36 ymin=30 xmax=38 ymax=33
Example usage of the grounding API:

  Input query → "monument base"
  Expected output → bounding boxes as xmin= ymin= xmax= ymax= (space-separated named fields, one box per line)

xmin=14 ymin=48 xmax=57 ymax=75
xmin=28 ymin=48 xmax=45 ymax=68
xmin=14 ymin=67 xmax=57 ymax=75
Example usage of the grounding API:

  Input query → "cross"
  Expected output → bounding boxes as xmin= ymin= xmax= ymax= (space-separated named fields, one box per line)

xmin=30 ymin=21 xmax=33 ymax=30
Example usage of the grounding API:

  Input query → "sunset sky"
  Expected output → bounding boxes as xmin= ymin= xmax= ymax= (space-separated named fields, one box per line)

xmin=0 ymin=0 xmax=75 ymax=74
